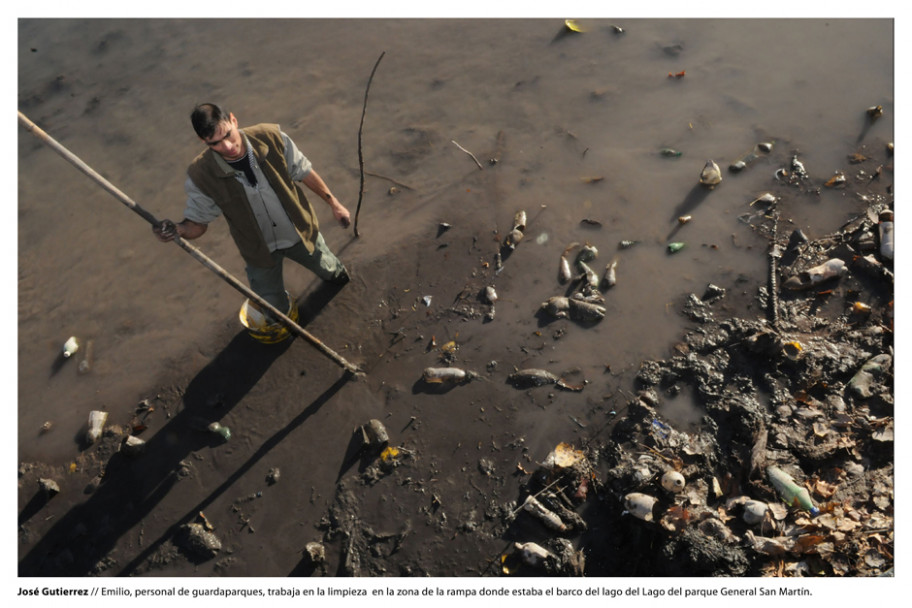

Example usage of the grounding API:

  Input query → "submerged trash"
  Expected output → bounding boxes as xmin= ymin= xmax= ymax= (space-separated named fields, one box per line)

xmin=304 ymin=542 xmax=326 ymax=566
xmin=660 ymin=470 xmax=686 ymax=493
xmin=741 ymin=500 xmax=769 ymax=525
xmin=62 ymin=336 xmax=79 ymax=358
xmin=602 ymin=257 xmax=618 ymax=288
xmin=558 ymin=243 xmax=578 ymax=284
xmin=866 ymin=104 xmax=884 ymax=120
xmin=667 ymin=242 xmax=685 ymax=254
xmin=624 ymin=492 xmax=658 ymax=522
xmin=85 ymin=410 xmax=108 ymax=445
xmin=483 ymin=285 xmax=498 ymax=305
xmin=207 ymin=421 xmax=231 ymax=441
xmin=577 ymin=260 xmax=600 ymax=290
xmin=362 ymin=419 xmax=390 ymax=448
xmin=39 ymin=477 xmax=60 ymax=498
xmin=523 ymin=494 xmax=567 ymax=531
xmin=699 ymin=160 xmax=722 ymax=187
xmin=121 ymin=435 xmax=147 ymax=458
xmin=878 ymin=210 xmax=894 ymax=261
xmin=749 ymin=192 xmax=778 ymax=207
xmin=848 ymin=354 xmax=892 ymax=399
xmin=422 ymin=367 xmax=477 ymax=384
xmin=783 ymin=258 xmax=847 ymax=290
xmin=575 ymin=243 xmax=598 ymax=264
xmin=824 ymin=172 xmax=846 ymax=188
xmin=178 ymin=523 xmax=222 ymax=560
xmin=618 ymin=239 xmax=638 ymax=249
xmin=508 ymin=368 xmax=560 ymax=388
xmin=514 ymin=541 xmax=554 ymax=567
xmin=540 ymin=296 xmax=606 ymax=322
xmin=503 ymin=210 xmax=528 ymax=250
xmin=542 ymin=442 xmax=586 ymax=470
xmin=77 ymin=339 xmax=94 ymax=374
xmin=790 ymin=155 xmax=808 ymax=179
xmin=660 ymin=148 xmax=682 ymax=158
xmin=767 ymin=466 xmax=819 ymax=516
xmin=564 ymin=19 xmax=584 ymax=33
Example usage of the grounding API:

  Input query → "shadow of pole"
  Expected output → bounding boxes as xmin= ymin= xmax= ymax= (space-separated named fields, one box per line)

xmin=19 ymin=330 xmax=297 ymax=576
xmin=115 ymin=371 xmax=354 ymax=576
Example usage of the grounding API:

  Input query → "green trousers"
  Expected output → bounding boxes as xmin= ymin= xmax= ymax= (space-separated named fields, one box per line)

xmin=245 ymin=232 xmax=346 ymax=313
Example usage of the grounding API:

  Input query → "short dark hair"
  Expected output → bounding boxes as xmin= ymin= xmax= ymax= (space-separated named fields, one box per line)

xmin=191 ymin=103 xmax=230 ymax=139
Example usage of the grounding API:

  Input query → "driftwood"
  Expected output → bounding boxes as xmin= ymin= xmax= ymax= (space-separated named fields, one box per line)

xmin=451 ymin=139 xmax=484 ymax=170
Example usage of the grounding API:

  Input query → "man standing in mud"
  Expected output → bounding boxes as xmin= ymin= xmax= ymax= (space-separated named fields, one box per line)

xmin=154 ymin=103 xmax=351 ymax=318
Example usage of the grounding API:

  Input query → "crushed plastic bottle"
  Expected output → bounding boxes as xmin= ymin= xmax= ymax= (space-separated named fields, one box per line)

xmin=766 ymin=466 xmax=819 ymax=516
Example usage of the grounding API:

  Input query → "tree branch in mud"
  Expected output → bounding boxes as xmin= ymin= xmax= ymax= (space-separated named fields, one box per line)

xmin=354 ymin=50 xmax=386 ymax=238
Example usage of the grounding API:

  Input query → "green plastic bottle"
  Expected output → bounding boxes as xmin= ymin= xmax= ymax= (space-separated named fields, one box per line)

xmin=767 ymin=466 xmax=819 ymax=516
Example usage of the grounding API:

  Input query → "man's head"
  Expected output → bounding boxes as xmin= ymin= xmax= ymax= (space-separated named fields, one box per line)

xmin=191 ymin=103 xmax=246 ymax=161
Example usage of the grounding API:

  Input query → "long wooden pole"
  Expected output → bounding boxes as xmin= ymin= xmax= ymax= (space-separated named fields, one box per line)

xmin=18 ymin=111 xmax=362 ymax=376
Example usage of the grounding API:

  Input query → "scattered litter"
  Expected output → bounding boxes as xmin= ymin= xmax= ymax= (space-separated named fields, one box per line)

xmin=62 ymin=336 xmax=79 ymax=359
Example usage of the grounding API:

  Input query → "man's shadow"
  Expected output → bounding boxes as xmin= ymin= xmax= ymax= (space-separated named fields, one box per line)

xmin=19 ymin=330 xmax=301 ymax=576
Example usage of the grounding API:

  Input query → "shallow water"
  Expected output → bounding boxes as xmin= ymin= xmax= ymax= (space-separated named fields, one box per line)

xmin=16 ymin=18 xmax=893 ymax=576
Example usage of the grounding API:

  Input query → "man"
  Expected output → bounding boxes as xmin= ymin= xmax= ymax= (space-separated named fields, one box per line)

xmin=154 ymin=103 xmax=351 ymax=319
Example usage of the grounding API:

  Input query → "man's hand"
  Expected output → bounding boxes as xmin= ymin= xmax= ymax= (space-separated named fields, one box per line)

xmin=331 ymin=199 xmax=352 ymax=229
xmin=153 ymin=219 xmax=178 ymax=242
xmin=153 ymin=218 xmax=208 ymax=242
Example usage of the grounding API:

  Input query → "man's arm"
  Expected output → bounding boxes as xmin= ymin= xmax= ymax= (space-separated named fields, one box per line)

xmin=300 ymin=169 xmax=351 ymax=228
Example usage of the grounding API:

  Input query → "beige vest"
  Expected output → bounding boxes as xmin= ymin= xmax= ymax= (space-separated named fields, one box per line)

xmin=187 ymin=123 xmax=319 ymax=268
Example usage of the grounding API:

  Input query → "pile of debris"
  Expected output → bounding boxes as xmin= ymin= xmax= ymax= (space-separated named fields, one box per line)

xmin=498 ymin=197 xmax=893 ymax=576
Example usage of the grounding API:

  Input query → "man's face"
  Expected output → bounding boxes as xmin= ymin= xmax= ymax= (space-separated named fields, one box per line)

xmin=203 ymin=113 xmax=246 ymax=161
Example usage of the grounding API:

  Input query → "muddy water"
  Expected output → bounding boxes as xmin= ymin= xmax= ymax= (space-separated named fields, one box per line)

xmin=17 ymin=18 xmax=893 ymax=576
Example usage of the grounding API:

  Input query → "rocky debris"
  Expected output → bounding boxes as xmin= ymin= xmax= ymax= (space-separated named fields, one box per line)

xmin=361 ymin=419 xmax=389 ymax=449
xmin=120 ymin=435 xmax=146 ymax=458
xmin=176 ymin=522 xmax=222 ymax=561
xmin=304 ymin=541 xmax=325 ymax=566
xmin=38 ymin=477 xmax=60 ymax=498
xmin=85 ymin=410 xmax=108 ymax=445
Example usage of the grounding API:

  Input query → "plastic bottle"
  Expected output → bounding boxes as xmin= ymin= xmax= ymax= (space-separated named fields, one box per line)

xmin=767 ymin=466 xmax=819 ymax=516
xmin=207 ymin=422 xmax=231 ymax=441
xmin=62 ymin=336 xmax=79 ymax=358
xmin=879 ymin=210 xmax=894 ymax=261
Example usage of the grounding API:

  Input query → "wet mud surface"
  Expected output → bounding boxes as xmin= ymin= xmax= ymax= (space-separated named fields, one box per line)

xmin=16 ymin=19 xmax=893 ymax=578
